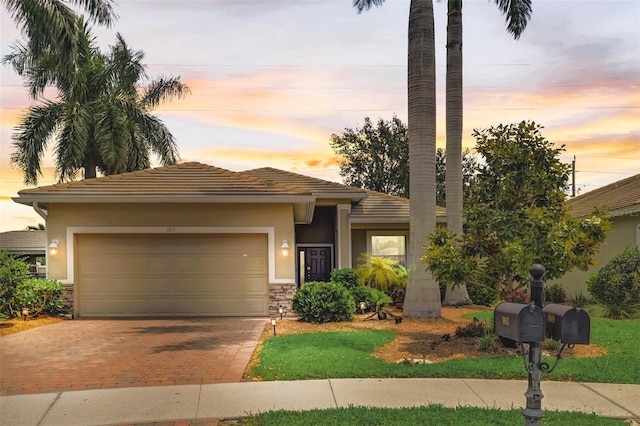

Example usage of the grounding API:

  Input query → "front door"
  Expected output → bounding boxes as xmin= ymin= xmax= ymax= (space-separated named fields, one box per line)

xmin=299 ymin=246 xmax=332 ymax=283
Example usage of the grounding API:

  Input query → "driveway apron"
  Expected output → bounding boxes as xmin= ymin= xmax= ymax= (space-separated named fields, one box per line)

xmin=0 ymin=317 xmax=267 ymax=396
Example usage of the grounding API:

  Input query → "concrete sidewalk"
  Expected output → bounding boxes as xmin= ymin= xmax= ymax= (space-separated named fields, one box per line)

xmin=1 ymin=378 xmax=639 ymax=425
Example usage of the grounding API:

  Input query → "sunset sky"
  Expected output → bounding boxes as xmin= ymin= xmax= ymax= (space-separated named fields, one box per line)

xmin=1 ymin=0 xmax=638 ymax=232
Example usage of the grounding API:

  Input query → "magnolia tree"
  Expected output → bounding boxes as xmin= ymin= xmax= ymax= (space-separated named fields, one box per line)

xmin=423 ymin=121 xmax=610 ymax=300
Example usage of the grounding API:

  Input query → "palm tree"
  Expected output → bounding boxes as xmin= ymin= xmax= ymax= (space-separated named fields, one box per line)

xmin=6 ymin=20 xmax=190 ymax=184
xmin=354 ymin=0 xmax=441 ymax=318
xmin=2 ymin=0 xmax=116 ymax=97
xmin=442 ymin=0 xmax=531 ymax=305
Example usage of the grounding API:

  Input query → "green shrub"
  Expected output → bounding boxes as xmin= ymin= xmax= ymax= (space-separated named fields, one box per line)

xmin=17 ymin=278 xmax=64 ymax=316
xmin=455 ymin=319 xmax=492 ymax=338
xmin=572 ymin=290 xmax=593 ymax=307
xmin=292 ymin=282 xmax=355 ymax=323
xmin=330 ymin=268 xmax=359 ymax=290
xmin=477 ymin=334 xmax=498 ymax=352
xmin=466 ymin=284 xmax=498 ymax=306
xmin=350 ymin=286 xmax=392 ymax=313
xmin=545 ymin=282 xmax=567 ymax=303
xmin=356 ymin=255 xmax=405 ymax=293
xmin=0 ymin=249 xmax=33 ymax=318
xmin=587 ymin=247 xmax=640 ymax=319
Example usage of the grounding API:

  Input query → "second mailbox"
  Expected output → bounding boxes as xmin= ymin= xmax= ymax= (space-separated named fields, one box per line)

xmin=542 ymin=304 xmax=590 ymax=345
xmin=494 ymin=302 xmax=545 ymax=343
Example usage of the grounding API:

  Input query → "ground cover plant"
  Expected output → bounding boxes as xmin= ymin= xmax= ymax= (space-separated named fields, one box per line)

xmin=234 ymin=405 xmax=625 ymax=425
xmin=247 ymin=308 xmax=639 ymax=384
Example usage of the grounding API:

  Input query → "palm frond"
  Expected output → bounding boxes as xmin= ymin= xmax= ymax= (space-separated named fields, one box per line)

xmin=494 ymin=0 xmax=532 ymax=39
xmin=55 ymin=102 xmax=92 ymax=182
xmin=10 ymin=100 xmax=63 ymax=185
xmin=352 ymin=0 xmax=385 ymax=14
xmin=134 ymin=113 xmax=180 ymax=166
xmin=141 ymin=76 xmax=191 ymax=109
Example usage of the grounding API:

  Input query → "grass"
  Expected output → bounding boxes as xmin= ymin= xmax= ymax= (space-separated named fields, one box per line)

xmin=237 ymin=405 xmax=626 ymax=425
xmin=249 ymin=312 xmax=640 ymax=384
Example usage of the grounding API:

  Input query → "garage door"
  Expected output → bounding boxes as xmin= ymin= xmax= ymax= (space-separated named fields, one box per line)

xmin=77 ymin=233 xmax=268 ymax=317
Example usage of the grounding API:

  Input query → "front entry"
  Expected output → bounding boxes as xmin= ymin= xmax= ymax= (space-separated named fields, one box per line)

xmin=298 ymin=246 xmax=332 ymax=284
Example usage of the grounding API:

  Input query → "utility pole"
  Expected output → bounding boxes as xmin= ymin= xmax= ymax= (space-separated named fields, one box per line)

xmin=571 ymin=156 xmax=576 ymax=197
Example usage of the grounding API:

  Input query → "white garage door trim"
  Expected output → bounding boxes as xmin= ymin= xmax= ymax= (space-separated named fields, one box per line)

xmin=60 ymin=226 xmax=295 ymax=285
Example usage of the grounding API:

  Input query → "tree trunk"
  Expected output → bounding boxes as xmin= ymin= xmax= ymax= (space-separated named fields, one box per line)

xmin=443 ymin=2 xmax=471 ymax=306
xmin=403 ymin=0 xmax=441 ymax=318
xmin=84 ymin=163 xmax=97 ymax=179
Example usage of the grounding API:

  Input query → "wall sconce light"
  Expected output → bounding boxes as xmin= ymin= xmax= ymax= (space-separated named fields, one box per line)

xmin=271 ymin=318 xmax=277 ymax=336
xmin=280 ymin=239 xmax=290 ymax=256
xmin=49 ymin=239 xmax=59 ymax=256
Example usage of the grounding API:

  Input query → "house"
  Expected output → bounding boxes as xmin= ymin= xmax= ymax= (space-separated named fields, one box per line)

xmin=550 ymin=173 xmax=640 ymax=297
xmin=12 ymin=162 xmax=445 ymax=318
xmin=0 ymin=230 xmax=47 ymax=276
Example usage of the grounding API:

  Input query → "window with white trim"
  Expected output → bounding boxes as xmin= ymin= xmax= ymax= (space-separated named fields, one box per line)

xmin=366 ymin=231 xmax=408 ymax=266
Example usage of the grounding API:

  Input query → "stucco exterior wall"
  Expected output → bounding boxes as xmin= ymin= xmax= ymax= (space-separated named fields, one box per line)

xmin=549 ymin=215 xmax=640 ymax=298
xmin=45 ymin=202 xmax=296 ymax=285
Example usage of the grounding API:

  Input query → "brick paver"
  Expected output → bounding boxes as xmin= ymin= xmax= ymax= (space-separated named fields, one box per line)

xmin=0 ymin=317 xmax=267 ymax=396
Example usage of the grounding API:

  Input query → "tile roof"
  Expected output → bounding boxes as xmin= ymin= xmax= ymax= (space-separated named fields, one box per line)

xmin=13 ymin=162 xmax=447 ymax=224
xmin=566 ymin=173 xmax=640 ymax=217
xmin=0 ymin=230 xmax=46 ymax=253
xmin=244 ymin=167 xmax=446 ymax=223
xmin=242 ymin=167 xmax=367 ymax=200
xmin=15 ymin=162 xmax=311 ymax=203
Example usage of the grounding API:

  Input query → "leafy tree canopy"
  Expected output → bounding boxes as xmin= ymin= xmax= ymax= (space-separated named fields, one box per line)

xmin=330 ymin=116 xmax=409 ymax=197
xmin=330 ymin=116 xmax=477 ymax=203
xmin=423 ymin=121 xmax=611 ymax=295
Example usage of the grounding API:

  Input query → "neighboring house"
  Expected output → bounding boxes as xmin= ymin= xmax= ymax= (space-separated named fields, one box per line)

xmin=12 ymin=162 xmax=445 ymax=318
xmin=0 ymin=230 xmax=46 ymax=277
xmin=550 ymin=173 xmax=640 ymax=298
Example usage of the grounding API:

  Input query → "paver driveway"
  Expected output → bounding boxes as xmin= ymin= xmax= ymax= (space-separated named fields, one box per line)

xmin=0 ymin=317 xmax=267 ymax=396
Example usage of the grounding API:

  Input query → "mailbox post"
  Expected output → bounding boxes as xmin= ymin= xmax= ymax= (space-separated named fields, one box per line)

xmin=523 ymin=264 xmax=546 ymax=425
xmin=494 ymin=264 xmax=590 ymax=425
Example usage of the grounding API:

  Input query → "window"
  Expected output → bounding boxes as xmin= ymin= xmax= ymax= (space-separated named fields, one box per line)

xmin=367 ymin=232 xmax=407 ymax=266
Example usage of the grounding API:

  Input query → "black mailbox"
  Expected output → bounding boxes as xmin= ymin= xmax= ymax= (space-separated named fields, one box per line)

xmin=494 ymin=302 xmax=545 ymax=343
xmin=542 ymin=304 xmax=590 ymax=345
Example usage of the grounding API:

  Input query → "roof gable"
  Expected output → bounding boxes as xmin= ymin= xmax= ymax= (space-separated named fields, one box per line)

xmin=243 ymin=167 xmax=367 ymax=201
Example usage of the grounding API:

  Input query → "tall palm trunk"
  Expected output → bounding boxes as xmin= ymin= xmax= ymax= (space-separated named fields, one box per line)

xmin=443 ymin=1 xmax=471 ymax=305
xmin=403 ymin=0 xmax=441 ymax=318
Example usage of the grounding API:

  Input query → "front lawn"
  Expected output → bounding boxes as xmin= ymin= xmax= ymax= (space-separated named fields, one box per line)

xmin=237 ymin=405 xmax=626 ymax=425
xmin=248 ymin=314 xmax=640 ymax=384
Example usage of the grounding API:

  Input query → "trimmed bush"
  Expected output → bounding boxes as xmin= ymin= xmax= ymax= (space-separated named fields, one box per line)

xmin=544 ymin=282 xmax=567 ymax=303
xmin=0 ymin=249 xmax=32 ymax=318
xmin=17 ymin=278 xmax=64 ymax=316
xmin=330 ymin=268 xmax=359 ymax=290
xmin=466 ymin=284 xmax=498 ymax=306
xmin=350 ymin=286 xmax=392 ymax=313
xmin=292 ymin=282 xmax=355 ymax=323
xmin=587 ymin=247 xmax=640 ymax=318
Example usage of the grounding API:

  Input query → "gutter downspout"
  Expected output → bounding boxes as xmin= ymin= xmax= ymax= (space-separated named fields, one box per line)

xmin=33 ymin=202 xmax=48 ymax=221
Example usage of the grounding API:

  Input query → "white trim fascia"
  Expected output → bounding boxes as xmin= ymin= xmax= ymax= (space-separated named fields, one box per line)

xmin=350 ymin=216 xmax=447 ymax=224
xmin=61 ymin=226 xmax=295 ymax=285
xmin=312 ymin=192 xmax=367 ymax=201
xmin=608 ymin=205 xmax=640 ymax=218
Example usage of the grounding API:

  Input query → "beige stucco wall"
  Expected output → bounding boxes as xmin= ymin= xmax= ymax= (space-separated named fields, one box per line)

xmin=549 ymin=215 xmax=640 ymax=298
xmin=45 ymin=202 xmax=296 ymax=284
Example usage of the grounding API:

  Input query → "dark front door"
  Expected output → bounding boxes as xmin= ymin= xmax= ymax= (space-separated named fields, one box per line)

xmin=300 ymin=246 xmax=332 ymax=283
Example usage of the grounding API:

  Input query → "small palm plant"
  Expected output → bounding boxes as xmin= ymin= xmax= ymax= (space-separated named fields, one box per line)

xmin=356 ymin=254 xmax=406 ymax=294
